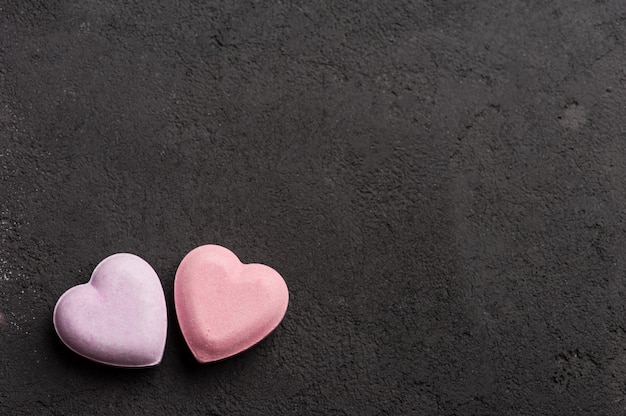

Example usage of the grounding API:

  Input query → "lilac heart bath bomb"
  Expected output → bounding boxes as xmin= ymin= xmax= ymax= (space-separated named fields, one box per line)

xmin=175 ymin=245 xmax=289 ymax=363
xmin=53 ymin=253 xmax=167 ymax=367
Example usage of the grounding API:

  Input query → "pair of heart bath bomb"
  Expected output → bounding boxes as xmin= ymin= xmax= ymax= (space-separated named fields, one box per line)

xmin=53 ymin=245 xmax=289 ymax=367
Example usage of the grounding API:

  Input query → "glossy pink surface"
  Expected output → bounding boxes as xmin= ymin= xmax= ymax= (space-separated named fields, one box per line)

xmin=53 ymin=253 xmax=167 ymax=367
xmin=174 ymin=245 xmax=289 ymax=363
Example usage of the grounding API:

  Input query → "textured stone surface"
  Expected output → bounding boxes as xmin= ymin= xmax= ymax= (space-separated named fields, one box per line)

xmin=1 ymin=0 xmax=626 ymax=414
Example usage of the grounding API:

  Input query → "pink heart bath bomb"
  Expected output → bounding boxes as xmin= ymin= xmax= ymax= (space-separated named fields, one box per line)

xmin=175 ymin=245 xmax=289 ymax=363
xmin=53 ymin=253 xmax=167 ymax=367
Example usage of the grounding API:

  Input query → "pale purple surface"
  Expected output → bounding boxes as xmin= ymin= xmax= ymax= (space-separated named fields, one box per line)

xmin=53 ymin=253 xmax=167 ymax=367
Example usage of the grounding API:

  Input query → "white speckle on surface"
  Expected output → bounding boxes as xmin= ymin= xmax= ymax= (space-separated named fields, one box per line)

xmin=8 ymin=311 xmax=21 ymax=331
xmin=0 ymin=207 xmax=25 ymax=283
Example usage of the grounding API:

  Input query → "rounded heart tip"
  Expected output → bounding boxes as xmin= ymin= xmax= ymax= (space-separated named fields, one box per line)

xmin=53 ymin=253 xmax=168 ymax=368
xmin=174 ymin=245 xmax=289 ymax=363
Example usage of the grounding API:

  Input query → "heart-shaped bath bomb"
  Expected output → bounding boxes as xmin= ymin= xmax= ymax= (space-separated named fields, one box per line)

xmin=53 ymin=253 xmax=167 ymax=367
xmin=175 ymin=245 xmax=289 ymax=363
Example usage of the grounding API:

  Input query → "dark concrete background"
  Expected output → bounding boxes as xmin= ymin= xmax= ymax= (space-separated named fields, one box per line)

xmin=1 ymin=0 xmax=625 ymax=414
